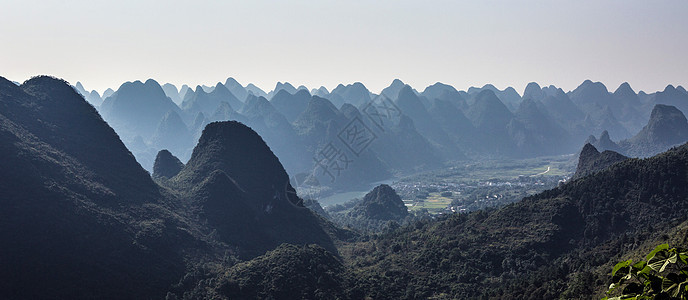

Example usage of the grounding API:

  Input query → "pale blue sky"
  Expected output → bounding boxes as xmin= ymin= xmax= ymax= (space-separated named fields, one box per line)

xmin=1 ymin=0 xmax=686 ymax=94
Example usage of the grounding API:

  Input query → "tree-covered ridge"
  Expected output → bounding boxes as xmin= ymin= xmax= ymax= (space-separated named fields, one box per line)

xmin=0 ymin=77 xmax=344 ymax=298
xmin=573 ymin=143 xmax=628 ymax=180
xmin=191 ymin=142 xmax=688 ymax=299
xmin=189 ymin=244 xmax=361 ymax=300
xmin=0 ymin=76 xmax=195 ymax=299
xmin=336 ymin=143 xmax=688 ymax=298
xmin=327 ymin=184 xmax=412 ymax=232
xmin=5 ymin=75 xmax=688 ymax=299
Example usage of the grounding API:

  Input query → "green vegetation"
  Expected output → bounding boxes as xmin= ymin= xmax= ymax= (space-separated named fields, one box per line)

xmin=186 ymin=244 xmax=360 ymax=300
xmin=335 ymin=144 xmax=688 ymax=298
xmin=326 ymin=184 xmax=412 ymax=233
xmin=7 ymin=76 xmax=688 ymax=300
xmin=604 ymin=244 xmax=688 ymax=300
xmin=175 ymin=143 xmax=688 ymax=299
xmin=407 ymin=192 xmax=453 ymax=212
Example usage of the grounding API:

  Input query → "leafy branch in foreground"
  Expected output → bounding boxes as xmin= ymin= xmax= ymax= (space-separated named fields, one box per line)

xmin=603 ymin=244 xmax=688 ymax=300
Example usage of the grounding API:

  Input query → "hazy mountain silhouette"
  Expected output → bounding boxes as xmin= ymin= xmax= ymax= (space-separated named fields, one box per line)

xmin=537 ymin=85 xmax=585 ymax=132
xmin=191 ymin=111 xmax=208 ymax=134
xmin=427 ymin=97 xmax=476 ymax=150
xmin=507 ymin=97 xmax=572 ymax=156
xmin=293 ymin=96 xmax=391 ymax=188
xmin=268 ymin=82 xmax=298 ymax=99
xmin=468 ymin=84 xmax=522 ymax=111
xmin=207 ymin=101 xmax=237 ymax=123
xmin=341 ymin=103 xmax=443 ymax=173
xmin=585 ymin=130 xmax=622 ymax=153
xmin=178 ymin=84 xmax=191 ymax=100
xmin=151 ymin=110 xmax=193 ymax=161
xmin=583 ymin=105 xmax=631 ymax=141
xmin=650 ymin=85 xmax=688 ymax=119
xmin=100 ymin=79 xmax=182 ymax=140
xmin=74 ymin=81 xmax=87 ymax=96
xmin=85 ymin=90 xmax=102 ymax=106
xmin=224 ymin=77 xmax=248 ymax=101
xmin=161 ymin=83 xmax=182 ymax=106
xmin=311 ymin=86 xmax=330 ymax=97
xmin=245 ymin=83 xmax=268 ymax=98
xmin=581 ymin=104 xmax=688 ymax=158
xmin=293 ymin=95 xmax=345 ymax=145
xmin=422 ymin=82 xmax=468 ymax=111
xmin=102 ymin=87 xmax=115 ymax=99
xmin=466 ymin=89 xmax=515 ymax=154
xmin=240 ymin=94 xmax=309 ymax=173
xmin=73 ymin=81 xmax=103 ymax=106
xmin=395 ymin=85 xmax=462 ymax=159
xmin=181 ymin=83 xmax=243 ymax=117
xmin=568 ymin=80 xmax=612 ymax=108
xmin=522 ymin=82 xmax=545 ymax=102
xmin=611 ymin=82 xmax=645 ymax=133
xmin=619 ymin=104 xmax=688 ymax=157
xmin=270 ymin=89 xmax=312 ymax=122
xmin=381 ymin=79 xmax=419 ymax=100
xmin=328 ymin=82 xmax=372 ymax=108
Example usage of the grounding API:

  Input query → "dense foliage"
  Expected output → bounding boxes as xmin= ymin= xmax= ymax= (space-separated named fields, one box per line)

xmin=604 ymin=244 xmax=688 ymax=300
xmin=5 ymin=75 xmax=688 ymax=299
xmin=327 ymin=184 xmax=412 ymax=232
xmin=334 ymin=144 xmax=688 ymax=298
xmin=199 ymin=244 xmax=361 ymax=300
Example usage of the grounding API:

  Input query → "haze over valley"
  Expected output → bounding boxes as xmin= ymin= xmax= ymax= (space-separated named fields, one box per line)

xmin=2 ymin=1 xmax=688 ymax=299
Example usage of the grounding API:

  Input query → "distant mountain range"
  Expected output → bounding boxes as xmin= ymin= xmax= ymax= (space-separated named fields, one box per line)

xmin=0 ymin=76 xmax=342 ymax=298
xmin=68 ymin=77 xmax=688 ymax=191
xmin=195 ymin=129 xmax=688 ymax=299
xmin=4 ymin=75 xmax=688 ymax=299
xmin=586 ymin=104 xmax=688 ymax=157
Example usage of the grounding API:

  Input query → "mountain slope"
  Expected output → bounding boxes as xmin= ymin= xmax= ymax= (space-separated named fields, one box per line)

xmin=270 ymin=89 xmax=311 ymax=122
xmin=346 ymin=184 xmax=408 ymax=222
xmin=341 ymin=142 xmax=688 ymax=298
xmin=171 ymin=121 xmax=337 ymax=258
xmin=181 ymin=83 xmax=243 ymax=117
xmin=328 ymin=82 xmax=372 ymax=108
xmin=466 ymin=89 xmax=515 ymax=154
xmin=153 ymin=149 xmax=185 ymax=179
xmin=422 ymin=82 xmax=467 ymax=110
xmin=241 ymin=94 xmax=309 ymax=174
xmin=573 ymin=143 xmax=628 ymax=179
xmin=151 ymin=110 xmax=193 ymax=161
xmin=427 ymin=98 xmax=476 ymax=149
xmin=0 ymin=76 xmax=195 ymax=299
xmin=586 ymin=130 xmax=622 ymax=153
xmin=395 ymin=85 xmax=462 ymax=159
xmin=507 ymin=98 xmax=573 ymax=156
xmin=620 ymin=104 xmax=688 ymax=157
xmin=99 ymin=79 xmax=182 ymax=140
